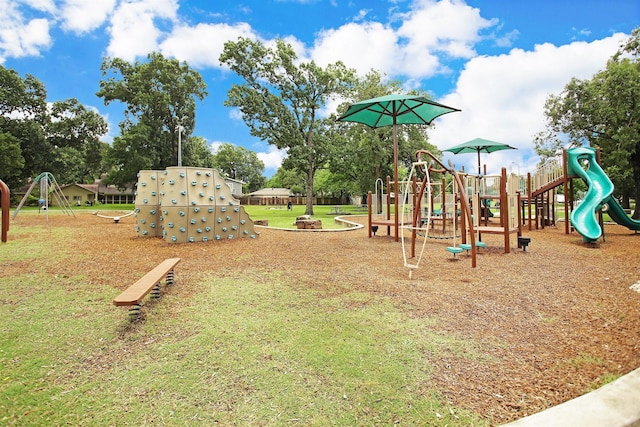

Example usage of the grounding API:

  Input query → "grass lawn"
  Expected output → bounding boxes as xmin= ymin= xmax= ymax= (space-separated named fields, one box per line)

xmin=0 ymin=216 xmax=486 ymax=426
xmin=27 ymin=203 xmax=368 ymax=230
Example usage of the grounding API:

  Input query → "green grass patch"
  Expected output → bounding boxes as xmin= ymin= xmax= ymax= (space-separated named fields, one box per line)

xmin=243 ymin=205 xmax=365 ymax=229
xmin=0 ymin=266 xmax=488 ymax=426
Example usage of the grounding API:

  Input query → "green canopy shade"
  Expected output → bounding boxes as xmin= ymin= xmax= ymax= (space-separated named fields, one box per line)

xmin=444 ymin=137 xmax=516 ymax=175
xmin=337 ymin=94 xmax=461 ymax=128
xmin=337 ymin=94 xmax=460 ymax=240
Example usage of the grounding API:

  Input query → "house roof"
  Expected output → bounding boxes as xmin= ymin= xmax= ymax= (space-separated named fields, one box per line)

xmin=248 ymin=188 xmax=292 ymax=197
xmin=61 ymin=182 xmax=134 ymax=195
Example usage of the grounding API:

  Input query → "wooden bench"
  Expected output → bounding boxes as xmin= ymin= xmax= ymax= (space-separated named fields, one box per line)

xmin=113 ymin=258 xmax=181 ymax=318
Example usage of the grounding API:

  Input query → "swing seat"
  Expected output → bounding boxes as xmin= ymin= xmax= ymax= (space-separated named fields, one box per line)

xmin=459 ymin=241 xmax=486 ymax=255
xmin=446 ymin=246 xmax=464 ymax=257
xmin=459 ymin=243 xmax=472 ymax=253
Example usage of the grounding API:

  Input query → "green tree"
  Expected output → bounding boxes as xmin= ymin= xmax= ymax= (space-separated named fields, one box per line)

xmin=219 ymin=37 xmax=356 ymax=215
xmin=212 ymin=143 xmax=265 ymax=193
xmin=266 ymin=167 xmax=305 ymax=195
xmin=182 ymin=136 xmax=215 ymax=169
xmin=97 ymin=52 xmax=207 ymax=187
xmin=0 ymin=132 xmax=25 ymax=185
xmin=0 ymin=66 xmax=49 ymax=187
xmin=535 ymin=28 xmax=640 ymax=217
xmin=47 ymin=98 xmax=108 ymax=183
xmin=102 ymin=123 xmax=155 ymax=189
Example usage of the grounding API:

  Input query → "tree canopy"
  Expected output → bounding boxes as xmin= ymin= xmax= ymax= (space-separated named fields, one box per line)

xmin=212 ymin=143 xmax=266 ymax=193
xmin=220 ymin=37 xmax=357 ymax=215
xmin=535 ymin=28 xmax=640 ymax=217
xmin=97 ymin=52 xmax=208 ymax=188
xmin=0 ymin=66 xmax=108 ymax=188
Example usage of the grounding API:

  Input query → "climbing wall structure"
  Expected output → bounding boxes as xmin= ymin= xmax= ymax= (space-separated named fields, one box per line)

xmin=134 ymin=167 xmax=257 ymax=243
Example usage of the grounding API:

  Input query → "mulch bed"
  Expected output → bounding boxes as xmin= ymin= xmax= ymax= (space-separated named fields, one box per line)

xmin=6 ymin=212 xmax=640 ymax=425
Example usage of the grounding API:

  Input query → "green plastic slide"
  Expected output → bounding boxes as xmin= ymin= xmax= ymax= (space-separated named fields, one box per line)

xmin=567 ymin=147 xmax=640 ymax=241
xmin=566 ymin=147 xmax=613 ymax=242
xmin=604 ymin=195 xmax=640 ymax=231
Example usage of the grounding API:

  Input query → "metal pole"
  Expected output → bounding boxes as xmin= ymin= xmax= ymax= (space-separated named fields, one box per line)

xmin=177 ymin=124 xmax=183 ymax=167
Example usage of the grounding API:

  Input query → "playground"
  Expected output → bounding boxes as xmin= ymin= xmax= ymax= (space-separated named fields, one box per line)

xmin=2 ymin=209 xmax=639 ymax=425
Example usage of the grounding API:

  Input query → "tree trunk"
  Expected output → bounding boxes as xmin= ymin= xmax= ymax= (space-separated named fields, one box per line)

xmin=305 ymin=166 xmax=314 ymax=216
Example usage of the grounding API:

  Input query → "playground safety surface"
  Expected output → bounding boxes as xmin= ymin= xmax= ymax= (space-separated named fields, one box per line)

xmin=6 ymin=212 xmax=640 ymax=425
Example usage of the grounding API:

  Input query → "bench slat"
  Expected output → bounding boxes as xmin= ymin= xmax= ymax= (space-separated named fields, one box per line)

xmin=113 ymin=258 xmax=181 ymax=306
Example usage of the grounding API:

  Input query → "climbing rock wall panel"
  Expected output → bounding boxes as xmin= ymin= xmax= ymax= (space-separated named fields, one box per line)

xmin=134 ymin=170 xmax=162 ymax=237
xmin=134 ymin=167 xmax=256 ymax=243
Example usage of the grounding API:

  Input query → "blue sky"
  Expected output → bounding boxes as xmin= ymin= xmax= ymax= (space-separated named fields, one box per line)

xmin=2 ymin=0 xmax=638 ymax=177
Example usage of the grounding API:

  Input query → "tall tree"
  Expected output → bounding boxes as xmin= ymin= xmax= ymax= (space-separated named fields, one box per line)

xmin=212 ymin=143 xmax=266 ymax=193
xmin=535 ymin=28 xmax=640 ymax=217
xmin=47 ymin=98 xmax=108 ymax=183
xmin=0 ymin=66 xmax=49 ymax=187
xmin=182 ymin=136 xmax=215 ymax=169
xmin=97 ymin=52 xmax=207 ymax=187
xmin=219 ymin=37 xmax=356 ymax=215
xmin=266 ymin=167 xmax=305 ymax=195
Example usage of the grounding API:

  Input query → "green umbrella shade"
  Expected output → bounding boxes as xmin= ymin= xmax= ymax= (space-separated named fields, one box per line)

xmin=336 ymin=94 xmax=461 ymax=128
xmin=337 ymin=94 xmax=460 ymax=241
xmin=443 ymin=138 xmax=516 ymax=174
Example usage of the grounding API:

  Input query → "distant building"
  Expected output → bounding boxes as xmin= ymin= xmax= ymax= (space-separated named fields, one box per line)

xmin=245 ymin=188 xmax=292 ymax=206
xmin=224 ymin=177 xmax=244 ymax=197
xmin=60 ymin=181 xmax=134 ymax=206
xmin=59 ymin=175 xmax=242 ymax=206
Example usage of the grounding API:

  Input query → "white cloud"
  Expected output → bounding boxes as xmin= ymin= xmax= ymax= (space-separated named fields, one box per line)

xmin=59 ymin=0 xmax=117 ymax=34
xmin=160 ymin=22 xmax=257 ymax=68
xmin=256 ymin=145 xmax=286 ymax=171
xmin=311 ymin=21 xmax=400 ymax=76
xmin=106 ymin=0 xmax=178 ymax=61
xmin=395 ymin=0 xmax=496 ymax=60
xmin=430 ymin=34 xmax=629 ymax=176
xmin=0 ymin=0 xmax=52 ymax=62
xmin=228 ymin=108 xmax=243 ymax=121
xmin=21 ymin=0 xmax=55 ymax=13
xmin=310 ymin=0 xmax=499 ymax=80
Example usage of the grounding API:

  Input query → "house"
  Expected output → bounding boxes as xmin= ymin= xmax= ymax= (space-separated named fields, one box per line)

xmin=244 ymin=188 xmax=292 ymax=206
xmin=59 ymin=174 xmax=241 ymax=206
xmin=224 ymin=177 xmax=244 ymax=197
xmin=59 ymin=181 xmax=135 ymax=206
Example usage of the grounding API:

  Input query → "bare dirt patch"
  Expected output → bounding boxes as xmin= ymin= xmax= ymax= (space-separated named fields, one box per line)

xmin=7 ymin=212 xmax=640 ymax=425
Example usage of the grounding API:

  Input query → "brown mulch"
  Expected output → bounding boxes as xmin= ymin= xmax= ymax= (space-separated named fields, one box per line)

xmin=5 ymin=212 xmax=640 ymax=425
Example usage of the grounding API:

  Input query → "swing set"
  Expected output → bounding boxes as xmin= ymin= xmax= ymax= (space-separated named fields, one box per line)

xmin=400 ymin=150 xmax=479 ymax=276
xmin=13 ymin=172 xmax=75 ymax=220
